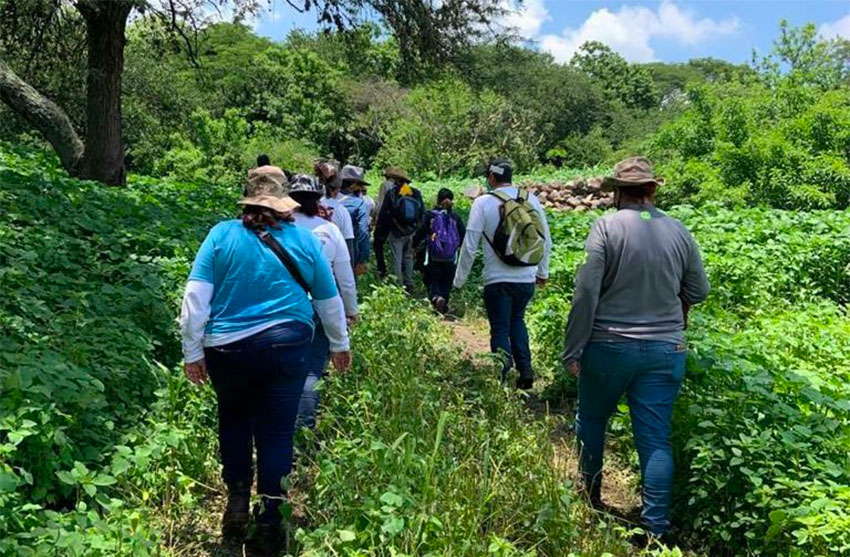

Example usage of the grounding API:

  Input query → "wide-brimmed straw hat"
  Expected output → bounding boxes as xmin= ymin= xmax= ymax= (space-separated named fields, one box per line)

xmin=601 ymin=156 xmax=665 ymax=192
xmin=240 ymin=165 xmax=299 ymax=213
xmin=383 ymin=167 xmax=411 ymax=183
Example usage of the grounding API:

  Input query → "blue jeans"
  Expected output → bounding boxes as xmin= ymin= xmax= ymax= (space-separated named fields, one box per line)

xmin=295 ymin=320 xmax=330 ymax=430
xmin=483 ymin=282 xmax=535 ymax=380
xmin=576 ymin=340 xmax=686 ymax=535
xmin=205 ymin=321 xmax=312 ymax=525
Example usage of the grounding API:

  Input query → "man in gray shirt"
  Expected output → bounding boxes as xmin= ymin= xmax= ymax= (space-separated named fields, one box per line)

xmin=562 ymin=157 xmax=709 ymax=542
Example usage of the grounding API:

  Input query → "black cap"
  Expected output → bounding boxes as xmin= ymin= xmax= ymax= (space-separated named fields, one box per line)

xmin=486 ymin=159 xmax=513 ymax=183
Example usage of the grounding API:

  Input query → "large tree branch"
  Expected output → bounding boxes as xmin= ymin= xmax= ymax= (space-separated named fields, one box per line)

xmin=0 ymin=57 xmax=85 ymax=174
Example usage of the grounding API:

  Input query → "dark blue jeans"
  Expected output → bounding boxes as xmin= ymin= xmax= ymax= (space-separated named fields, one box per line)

xmin=205 ymin=321 xmax=312 ymax=525
xmin=576 ymin=340 xmax=686 ymax=535
xmin=295 ymin=320 xmax=330 ymax=430
xmin=483 ymin=282 xmax=535 ymax=380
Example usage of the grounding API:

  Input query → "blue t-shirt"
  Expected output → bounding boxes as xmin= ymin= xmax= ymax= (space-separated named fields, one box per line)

xmin=189 ymin=219 xmax=338 ymax=335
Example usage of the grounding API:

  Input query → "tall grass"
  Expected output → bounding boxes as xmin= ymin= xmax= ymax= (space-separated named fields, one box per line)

xmin=295 ymin=286 xmax=636 ymax=556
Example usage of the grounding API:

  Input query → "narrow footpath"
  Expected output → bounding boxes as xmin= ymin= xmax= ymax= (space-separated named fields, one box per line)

xmin=447 ymin=317 xmax=642 ymax=519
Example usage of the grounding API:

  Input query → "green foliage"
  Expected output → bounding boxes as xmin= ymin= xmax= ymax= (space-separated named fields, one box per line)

xmin=295 ymin=286 xmax=634 ymax=555
xmin=154 ymin=109 xmax=318 ymax=187
xmin=374 ymin=78 xmax=541 ymax=177
xmin=647 ymin=22 xmax=850 ymax=210
xmin=285 ymin=24 xmax=402 ymax=82
xmin=571 ymin=42 xmax=659 ymax=110
xmin=0 ymin=144 xmax=224 ymax=554
xmin=755 ymin=20 xmax=850 ymax=90
xmin=650 ymin=82 xmax=850 ymax=209
xmin=547 ymin=127 xmax=613 ymax=168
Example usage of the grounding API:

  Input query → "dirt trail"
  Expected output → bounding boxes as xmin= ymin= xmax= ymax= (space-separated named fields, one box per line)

xmin=168 ymin=317 xmax=641 ymax=556
xmin=447 ymin=317 xmax=641 ymax=518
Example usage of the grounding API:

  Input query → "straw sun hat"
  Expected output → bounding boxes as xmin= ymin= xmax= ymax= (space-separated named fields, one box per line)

xmin=240 ymin=165 xmax=299 ymax=213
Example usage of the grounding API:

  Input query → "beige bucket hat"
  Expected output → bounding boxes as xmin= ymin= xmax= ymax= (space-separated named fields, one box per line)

xmin=383 ymin=167 xmax=411 ymax=183
xmin=601 ymin=156 xmax=665 ymax=192
xmin=240 ymin=165 xmax=299 ymax=213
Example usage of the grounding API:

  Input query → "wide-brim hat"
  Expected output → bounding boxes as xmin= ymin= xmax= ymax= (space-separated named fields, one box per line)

xmin=246 ymin=165 xmax=288 ymax=195
xmin=238 ymin=194 xmax=299 ymax=213
xmin=242 ymin=166 xmax=299 ymax=213
xmin=601 ymin=156 xmax=665 ymax=192
xmin=288 ymin=174 xmax=323 ymax=196
xmin=383 ymin=167 xmax=411 ymax=183
xmin=340 ymin=164 xmax=370 ymax=186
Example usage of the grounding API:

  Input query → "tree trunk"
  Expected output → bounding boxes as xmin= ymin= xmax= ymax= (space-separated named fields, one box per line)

xmin=76 ymin=1 xmax=132 ymax=186
xmin=0 ymin=58 xmax=85 ymax=174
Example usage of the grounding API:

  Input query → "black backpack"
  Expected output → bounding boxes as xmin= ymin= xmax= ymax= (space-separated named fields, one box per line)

xmin=390 ymin=186 xmax=424 ymax=234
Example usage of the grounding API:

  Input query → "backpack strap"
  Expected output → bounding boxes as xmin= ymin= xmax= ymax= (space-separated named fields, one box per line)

xmin=255 ymin=229 xmax=310 ymax=294
xmin=483 ymin=190 xmax=513 ymax=248
xmin=488 ymin=190 xmax=512 ymax=203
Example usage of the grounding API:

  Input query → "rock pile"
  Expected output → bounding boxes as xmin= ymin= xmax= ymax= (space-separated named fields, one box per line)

xmin=521 ymin=176 xmax=613 ymax=212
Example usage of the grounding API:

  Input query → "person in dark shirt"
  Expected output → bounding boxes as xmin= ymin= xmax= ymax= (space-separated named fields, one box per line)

xmin=413 ymin=188 xmax=465 ymax=314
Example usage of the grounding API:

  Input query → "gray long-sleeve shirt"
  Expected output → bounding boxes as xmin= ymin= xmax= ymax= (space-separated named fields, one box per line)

xmin=562 ymin=203 xmax=710 ymax=364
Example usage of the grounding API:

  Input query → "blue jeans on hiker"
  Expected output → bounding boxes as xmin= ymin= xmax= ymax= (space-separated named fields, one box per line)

xmin=205 ymin=321 xmax=312 ymax=525
xmin=295 ymin=320 xmax=330 ymax=430
xmin=576 ymin=340 xmax=686 ymax=536
xmin=483 ymin=282 xmax=535 ymax=381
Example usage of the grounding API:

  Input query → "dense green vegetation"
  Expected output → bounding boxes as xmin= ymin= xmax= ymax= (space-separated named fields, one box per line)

xmin=2 ymin=8 xmax=850 ymax=556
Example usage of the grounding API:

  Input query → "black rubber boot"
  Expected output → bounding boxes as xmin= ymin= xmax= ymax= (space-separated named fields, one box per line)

xmin=516 ymin=374 xmax=534 ymax=390
xmin=246 ymin=522 xmax=286 ymax=556
xmin=580 ymin=475 xmax=604 ymax=509
xmin=222 ymin=480 xmax=251 ymax=541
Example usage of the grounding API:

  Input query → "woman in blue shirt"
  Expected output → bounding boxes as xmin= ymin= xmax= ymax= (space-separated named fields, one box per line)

xmin=179 ymin=166 xmax=350 ymax=554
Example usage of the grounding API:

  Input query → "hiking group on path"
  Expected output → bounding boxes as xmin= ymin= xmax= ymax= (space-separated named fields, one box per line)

xmin=179 ymin=155 xmax=710 ymax=555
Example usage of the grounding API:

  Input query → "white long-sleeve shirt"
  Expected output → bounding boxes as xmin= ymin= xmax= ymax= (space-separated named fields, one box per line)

xmin=293 ymin=212 xmax=358 ymax=317
xmin=179 ymin=281 xmax=350 ymax=362
xmin=453 ymin=185 xmax=551 ymax=288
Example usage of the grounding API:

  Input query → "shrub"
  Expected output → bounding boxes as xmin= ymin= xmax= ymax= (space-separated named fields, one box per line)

xmin=374 ymin=78 xmax=541 ymax=177
xmin=546 ymin=127 xmax=613 ymax=168
xmin=154 ymin=109 xmax=318 ymax=187
xmin=648 ymin=79 xmax=850 ymax=210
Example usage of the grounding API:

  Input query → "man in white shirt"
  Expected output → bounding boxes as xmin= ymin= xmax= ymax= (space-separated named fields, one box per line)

xmin=314 ymin=159 xmax=355 ymax=260
xmin=453 ymin=159 xmax=551 ymax=389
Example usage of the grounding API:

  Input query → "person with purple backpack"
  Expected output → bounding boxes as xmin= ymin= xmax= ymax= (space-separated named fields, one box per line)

xmin=413 ymin=188 xmax=465 ymax=314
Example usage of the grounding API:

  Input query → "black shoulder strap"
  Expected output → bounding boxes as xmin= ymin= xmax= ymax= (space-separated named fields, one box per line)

xmin=255 ymin=229 xmax=311 ymax=294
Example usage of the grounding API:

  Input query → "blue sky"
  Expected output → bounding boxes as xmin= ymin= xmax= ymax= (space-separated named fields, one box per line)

xmin=252 ymin=1 xmax=850 ymax=64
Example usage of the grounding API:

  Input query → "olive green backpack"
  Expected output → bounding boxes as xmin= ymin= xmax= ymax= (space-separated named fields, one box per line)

xmin=485 ymin=190 xmax=546 ymax=267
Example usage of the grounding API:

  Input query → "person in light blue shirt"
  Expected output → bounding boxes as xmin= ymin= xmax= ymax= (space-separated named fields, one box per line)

xmin=188 ymin=218 xmax=337 ymax=338
xmin=179 ymin=165 xmax=350 ymax=554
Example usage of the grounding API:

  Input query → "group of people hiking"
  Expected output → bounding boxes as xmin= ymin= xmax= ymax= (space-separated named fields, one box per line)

xmin=179 ymin=154 xmax=709 ymax=554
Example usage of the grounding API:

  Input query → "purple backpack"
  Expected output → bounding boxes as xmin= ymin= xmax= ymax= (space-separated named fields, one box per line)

xmin=428 ymin=210 xmax=461 ymax=261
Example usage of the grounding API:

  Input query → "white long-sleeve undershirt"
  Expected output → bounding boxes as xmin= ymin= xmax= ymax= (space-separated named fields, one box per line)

xmin=179 ymin=280 xmax=350 ymax=363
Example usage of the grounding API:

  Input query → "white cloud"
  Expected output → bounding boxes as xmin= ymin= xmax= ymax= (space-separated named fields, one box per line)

xmin=819 ymin=13 xmax=850 ymax=39
xmin=501 ymin=0 xmax=550 ymax=39
xmin=538 ymin=0 xmax=740 ymax=64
